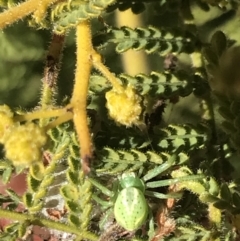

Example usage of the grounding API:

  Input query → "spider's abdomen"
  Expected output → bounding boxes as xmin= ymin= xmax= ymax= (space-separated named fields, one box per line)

xmin=114 ymin=186 xmax=148 ymax=231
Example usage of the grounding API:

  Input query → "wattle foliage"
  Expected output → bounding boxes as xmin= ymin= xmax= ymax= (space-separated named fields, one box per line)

xmin=0 ymin=1 xmax=239 ymax=240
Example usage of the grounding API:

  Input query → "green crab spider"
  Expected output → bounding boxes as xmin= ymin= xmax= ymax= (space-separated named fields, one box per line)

xmin=88 ymin=155 xmax=204 ymax=231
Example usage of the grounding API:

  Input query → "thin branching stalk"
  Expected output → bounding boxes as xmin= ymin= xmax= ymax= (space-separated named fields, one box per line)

xmin=45 ymin=111 xmax=73 ymax=131
xmin=92 ymin=51 xmax=123 ymax=92
xmin=0 ymin=209 xmax=98 ymax=240
xmin=14 ymin=108 xmax=69 ymax=122
xmin=0 ymin=0 xmax=59 ymax=29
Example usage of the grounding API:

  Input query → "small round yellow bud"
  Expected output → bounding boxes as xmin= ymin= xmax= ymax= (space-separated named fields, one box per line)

xmin=4 ymin=123 xmax=47 ymax=166
xmin=0 ymin=105 xmax=14 ymax=143
xmin=105 ymin=85 xmax=142 ymax=127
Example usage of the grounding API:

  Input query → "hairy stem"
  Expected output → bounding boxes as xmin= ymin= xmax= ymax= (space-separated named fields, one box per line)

xmin=0 ymin=0 xmax=58 ymax=29
xmin=71 ymin=21 xmax=93 ymax=174
xmin=92 ymin=50 xmax=123 ymax=92
xmin=40 ymin=33 xmax=65 ymax=127
xmin=41 ymin=33 xmax=65 ymax=108
xmin=44 ymin=111 xmax=73 ymax=131
xmin=0 ymin=209 xmax=98 ymax=240
xmin=14 ymin=108 xmax=70 ymax=122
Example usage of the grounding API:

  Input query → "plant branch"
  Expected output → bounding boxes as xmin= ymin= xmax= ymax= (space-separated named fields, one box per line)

xmin=71 ymin=21 xmax=93 ymax=174
xmin=44 ymin=111 xmax=73 ymax=131
xmin=0 ymin=209 xmax=98 ymax=240
xmin=14 ymin=108 xmax=70 ymax=122
xmin=92 ymin=51 xmax=123 ymax=92
xmin=41 ymin=33 xmax=65 ymax=108
xmin=0 ymin=0 xmax=58 ymax=29
xmin=39 ymin=33 xmax=65 ymax=127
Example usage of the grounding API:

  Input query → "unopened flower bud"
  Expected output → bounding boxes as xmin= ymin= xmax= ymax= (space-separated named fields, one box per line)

xmin=105 ymin=85 xmax=142 ymax=127
xmin=4 ymin=123 xmax=47 ymax=166
xmin=0 ymin=105 xmax=14 ymax=143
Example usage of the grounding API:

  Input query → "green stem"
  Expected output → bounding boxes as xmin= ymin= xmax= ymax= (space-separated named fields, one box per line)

xmin=0 ymin=209 xmax=98 ymax=240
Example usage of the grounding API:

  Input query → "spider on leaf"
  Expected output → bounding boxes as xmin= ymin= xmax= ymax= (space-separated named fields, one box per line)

xmin=88 ymin=154 xmax=204 ymax=232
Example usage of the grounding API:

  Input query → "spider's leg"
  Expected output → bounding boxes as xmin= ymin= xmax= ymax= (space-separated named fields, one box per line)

xmin=143 ymin=154 xmax=177 ymax=182
xmin=145 ymin=174 xmax=204 ymax=189
xmin=88 ymin=177 xmax=112 ymax=197
xmin=145 ymin=190 xmax=182 ymax=199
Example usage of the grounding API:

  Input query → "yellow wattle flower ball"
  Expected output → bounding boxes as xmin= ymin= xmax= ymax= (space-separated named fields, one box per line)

xmin=0 ymin=105 xmax=14 ymax=143
xmin=3 ymin=123 xmax=47 ymax=166
xmin=105 ymin=85 xmax=142 ymax=127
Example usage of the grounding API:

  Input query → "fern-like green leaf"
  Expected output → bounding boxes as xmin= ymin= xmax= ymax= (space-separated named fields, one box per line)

xmin=52 ymin=0 xmax=117 ymax=34
xmin=94 ymin=26 xmax=196 ymax=54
